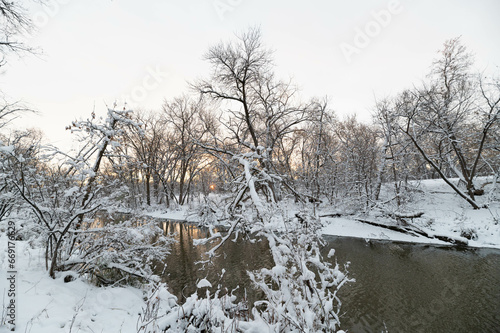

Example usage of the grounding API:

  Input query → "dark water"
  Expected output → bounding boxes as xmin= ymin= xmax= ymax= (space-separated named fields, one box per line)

xmin=327 ymin=236 xmax=500 ymax=333
xmin=158 ymin=220 xmax=272 ymax=305
xmin=157 ymin=221 xmax=500 ymax=333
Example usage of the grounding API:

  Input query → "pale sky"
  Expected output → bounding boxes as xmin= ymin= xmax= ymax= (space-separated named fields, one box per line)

xmin=2 ymin=0 xmax=499 ymax=152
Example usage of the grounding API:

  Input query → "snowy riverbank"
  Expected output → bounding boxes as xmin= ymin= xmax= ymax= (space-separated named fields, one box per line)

xmin=144 ymin=178 xmax=500 ymax=249
xmin=0 ymin=235 xmax=146 ymax=332
xmin=1 ymin=178 xmax=498 ymax=332
xmin=321 ymin=178 xmax=499 ymax=249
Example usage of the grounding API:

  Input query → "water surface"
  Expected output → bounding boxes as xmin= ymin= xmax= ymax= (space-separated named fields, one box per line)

xmin=138 ymin=219 xmax=500 ymax=332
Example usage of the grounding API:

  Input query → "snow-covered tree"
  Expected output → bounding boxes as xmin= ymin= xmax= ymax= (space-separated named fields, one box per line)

xmin=138 ymin=28 xmax=350 ymax=333
xmin=397 ymin=38 xmax=500 ymax=209
xmin=194 ymin=27 xmax=314 ymax=206
xmin=11 ymin=107 xmax=171 ymax=282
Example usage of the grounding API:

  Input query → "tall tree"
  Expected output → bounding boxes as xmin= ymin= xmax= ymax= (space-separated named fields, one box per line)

xmin=194 ymin=27 xmax=312 ymax=205
xmin=162 ymin=95 xmax=209 ymax=205
xmin=334 ymin=115 xmax=379 ymax=208
xmin=397 ymin=38 xmax=500 ymax=209
xmin=121 ymin=111 xmax=166 ymax=206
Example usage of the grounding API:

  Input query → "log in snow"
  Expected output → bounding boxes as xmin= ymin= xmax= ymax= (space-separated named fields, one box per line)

xmin=354 ymin=218 xmax=468 ymax=246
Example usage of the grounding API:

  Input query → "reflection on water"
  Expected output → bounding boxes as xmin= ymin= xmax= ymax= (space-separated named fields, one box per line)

xmin=96 ymin=216 xmax=500 ymax=332
xmin=159 ymin=221 xmax=272 ymax=306
xmin=160 ymin=221 xmax=500 ymax=333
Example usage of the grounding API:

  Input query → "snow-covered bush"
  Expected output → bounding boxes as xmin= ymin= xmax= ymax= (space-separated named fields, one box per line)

xmin=204 ymin=147 xmax=350 ymax=331
xmin=138 ymin=149 xmax=350 ymax=332
xmin=249 ymin=212 xmax=349 ymax=332
xmin=187 ymin=196 xmax=220 ymax=227
xmin=70 ymin=214 xmax=172 ymax=286
xmin=138 ymin=207 xmax=350 ymax=332
xmin=137 ymin=282 xmax=251 ymax=332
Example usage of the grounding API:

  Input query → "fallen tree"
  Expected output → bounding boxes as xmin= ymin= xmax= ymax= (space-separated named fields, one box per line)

xmin=354 ymin=217 xmax=468 ymax=246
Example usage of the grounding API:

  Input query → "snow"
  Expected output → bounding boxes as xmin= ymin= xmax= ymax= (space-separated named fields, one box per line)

xmin=0 ymin=235 xmax=146 ymax=333
xmin=322 ymin=178 xmax=500 ymax=249
xmin=144 ymin=208 xmax=187 ymax=221
xmin=0 ymin=145 xmax=14 ymax=154
xmin=5 ymin=178 xmax=495 ymax=331
xmin=321 ymin=217 xmax=448 ymax=245
xmin=63 ymin=186 xmax=79 ymax=198
xmin=271 ymin=265 xmax=287 ymax=276
xmin=196 ymin=278 xmax=212 ymax=288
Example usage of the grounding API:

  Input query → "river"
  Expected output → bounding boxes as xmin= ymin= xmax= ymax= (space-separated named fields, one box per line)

xmin=157 ymin=220 xmax=500 ymax=332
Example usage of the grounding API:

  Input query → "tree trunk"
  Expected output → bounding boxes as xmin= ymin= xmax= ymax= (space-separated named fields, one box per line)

xmin=405 ymin=130 xmax=480 ymax=209
xmin=145 ymin=173 xmax=151 ymax=206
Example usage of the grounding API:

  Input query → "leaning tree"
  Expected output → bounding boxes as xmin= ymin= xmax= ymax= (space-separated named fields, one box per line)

xmin=397 ymin=38 xmax=500 ymax=209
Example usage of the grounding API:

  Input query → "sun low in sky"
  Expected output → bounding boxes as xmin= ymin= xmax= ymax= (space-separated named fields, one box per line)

xmin=2 ymin=0 xmax=499 ymax=152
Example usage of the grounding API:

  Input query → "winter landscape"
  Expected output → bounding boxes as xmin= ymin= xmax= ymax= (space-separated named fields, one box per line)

xmin=1 ymin=1 xmax=499 ymax=332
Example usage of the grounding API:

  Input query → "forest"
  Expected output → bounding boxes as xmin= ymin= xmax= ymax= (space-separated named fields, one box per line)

xmin=1 ymin=2 xmax=499 ymax=332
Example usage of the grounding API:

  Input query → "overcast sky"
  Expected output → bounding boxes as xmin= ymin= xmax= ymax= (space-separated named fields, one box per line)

xmin=2 ymin=0 xmax=499 ymax=151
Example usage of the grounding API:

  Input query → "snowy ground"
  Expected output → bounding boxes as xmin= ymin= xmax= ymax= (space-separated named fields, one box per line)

xmin=1 ymin=178 xmax=498 ymax=332
xmin=0 ymin=236 xmax=146 ymax=332
xmin=145 ymin=178 xmax=500 ymax=249
xmin=322 ymin=178 xmax=500 ymax=249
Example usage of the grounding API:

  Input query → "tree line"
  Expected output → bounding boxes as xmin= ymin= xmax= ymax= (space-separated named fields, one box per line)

xmin=2 ymin=32 xmax=499 ymax=219
xmin=1 ymin=3 xmax=499 ymax=331
xmin=61 ymin=33 xmax=499 ymax=213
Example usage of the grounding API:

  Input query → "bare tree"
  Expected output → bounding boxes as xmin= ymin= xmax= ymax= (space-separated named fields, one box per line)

xmin=293 ymin=98 xmax=337 ymax=201
xmin=194 ymin=27 xmax=312 ymax=205
xmin=162 ymin=95 xmax=210 ymax=205
xmin=0 ymin=0 xmax=42 ymax=65
xmin=120 ymin=111 xmax=166 ymax=206
xmin=397 ymin=38 xmax=500 ymax=209
xmin=372 ymin=98 xmax=419 ymax=206
xmin=334 ymin=115 xmax=379 ymax=208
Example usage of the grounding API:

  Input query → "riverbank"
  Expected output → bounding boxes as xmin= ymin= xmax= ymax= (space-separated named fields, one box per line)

xmin=1 ymin=178 xmax=498 ymax=332
xmin=321 ymin=178 xmax=499 ymax=249
xmin=144 ymin=178 xmax=500 ymax=249
xmin=0 ymin=234 xmax=146 ymax=332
